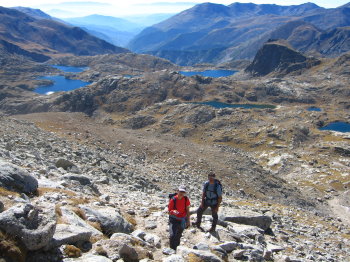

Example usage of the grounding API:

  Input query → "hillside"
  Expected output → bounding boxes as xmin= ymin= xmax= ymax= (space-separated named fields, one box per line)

xmin=0 ymin=7 xmax=128 ymax=62
xmin=128 ymin=2 xmax=350 ymax=65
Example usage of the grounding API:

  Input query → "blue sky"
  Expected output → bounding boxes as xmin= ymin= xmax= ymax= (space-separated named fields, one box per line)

xmin=1 ymin=0 xmax=349 ymax=17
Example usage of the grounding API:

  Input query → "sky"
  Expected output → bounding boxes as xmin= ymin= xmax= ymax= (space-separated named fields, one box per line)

xmin=1 ymin=0 xmax=349 ymax=17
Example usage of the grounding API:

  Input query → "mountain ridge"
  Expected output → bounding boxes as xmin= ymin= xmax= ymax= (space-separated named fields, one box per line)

xmin=0 ymin=6 xmax=129 ymax=61
xmin=129 ymin=2 xmax=350 ymax=65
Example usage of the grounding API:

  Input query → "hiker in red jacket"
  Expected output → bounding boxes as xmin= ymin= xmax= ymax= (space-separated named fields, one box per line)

xmin=168 ymin=185 xmax=190 ymax=250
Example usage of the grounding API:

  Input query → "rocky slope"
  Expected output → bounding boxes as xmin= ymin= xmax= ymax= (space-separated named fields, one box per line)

xmin=128 ymin=2 xmax=350 ymax=65
xmin=0 ymin=7 xmax=128 ymax=62
xmin=0 ymin=112 xmax=349 ymax=262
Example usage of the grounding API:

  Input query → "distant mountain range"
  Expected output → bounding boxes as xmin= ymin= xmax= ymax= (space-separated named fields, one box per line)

xmin=61 ymin=14 xmax=174 ymax=47
xmin=0 ymin=7 xmax=128 ymax=62
xmin=128 ymin=2 xmax=350 ymax=65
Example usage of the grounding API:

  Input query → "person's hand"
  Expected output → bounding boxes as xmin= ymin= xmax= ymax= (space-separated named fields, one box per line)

xmin=171 ymin=210 xmax=179 ymax=215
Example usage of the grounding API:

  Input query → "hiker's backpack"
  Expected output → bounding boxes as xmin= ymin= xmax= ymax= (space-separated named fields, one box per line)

xmin=168 ymin=193 xmax=188 ymax=210
xmin=204 ymin=179 xmax=222 ymax=199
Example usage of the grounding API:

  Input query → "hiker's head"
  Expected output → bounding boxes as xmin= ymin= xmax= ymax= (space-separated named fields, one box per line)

xmin=208 ymin=172 xmax=215 ymax=182
xmin=178 ymin=185 xmax=186 ymax=197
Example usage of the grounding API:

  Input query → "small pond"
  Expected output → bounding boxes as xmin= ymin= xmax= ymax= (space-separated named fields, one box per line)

xmin=319 ymin=122 xmax=350 ymax=133
xmin=35 ymin=65 xmax=90 ymax=95
xmin=35 ymin=76 xmax=91 ymax=95
xmin=192 ymin=101 xmax=276 ymax=109
xmin=179 ymin=70 xmax=237 ymax=78
xmin=52 ymin=65 xmax=88 ymax=73
xmin=307 ymin=107 xmax=322 ymax=112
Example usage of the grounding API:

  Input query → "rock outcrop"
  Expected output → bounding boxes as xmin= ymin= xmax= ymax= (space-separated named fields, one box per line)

xmin=245 ymin=41 xmax=321 ymax=76
xmin=0 ymin=159 xmax=38 ymax=194
xmin=0 ymin=204 xmax=56 ymax=250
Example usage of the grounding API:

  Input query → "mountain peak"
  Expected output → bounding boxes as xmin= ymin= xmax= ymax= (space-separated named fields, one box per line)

xmin=12 ymin=6 xmax=52 ymax=20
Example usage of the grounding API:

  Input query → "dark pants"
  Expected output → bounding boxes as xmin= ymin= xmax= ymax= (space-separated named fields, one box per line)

xmin=196 ymin=203 xmax=218 ymax=230
xmin=169 ymin=219 xmax=184 ymax=250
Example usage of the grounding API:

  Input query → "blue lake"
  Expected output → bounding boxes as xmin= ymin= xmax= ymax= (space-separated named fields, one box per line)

xmin=307 ymin=107 xmax=322 ymax=112
xmin=52 ymin=65 xmax=88 ymax=73
xmin=320 ymin=122 xmax=350 ymax=133
xmin=35 ymin=76 xmax=90 ymax=95
xmin=179 ymin=70 xmax=237 ymax=78
xmin=193 ymin=101 xmax=276 ymax=109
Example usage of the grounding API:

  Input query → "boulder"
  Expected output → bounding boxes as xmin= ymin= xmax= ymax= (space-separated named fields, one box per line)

xmin=119 ymin=243 xmax=153 ymax=261
xmin=63 ymin=175 xmax=91 ymax=185
xmin=63 ymin=254 xmax=113 ymax=262
xmin=219 ymin=209 xmax=272 ymax=230
xmin=60 ymin=207 xmax=103 ymax=236
xmin=55 ymin=159 xmax=76 ymax=170
xmin=219 ymin=241 xmax=240 ymax=253
xmin=131 ymin=229 xmax=147 ymax=240
xmin=49 ymin=224 xmax=92 ymax=248
xmin=93 ymin=233 xmax=151 ymax=261
xmin=177 ymin=246 xmax=222 ymax=262
xmin=144 ymin=233 xmax=161 ymax=248
xmin=227 ymin=223 xmax=264 ymax=239
xmin=80 ymin=206 xmax=133 ymax=236
xmin=0 ymin=159 xmax=38 ymax=194
xmin=193 ymin=242 xmax=210 ymax=251
xmin=0 ymin=203 xmax=56 ymax=250
xmin=163 ymin=247 xmax=176 ymax=255
xmin=163 ymin=255 xmax=185 ymax=262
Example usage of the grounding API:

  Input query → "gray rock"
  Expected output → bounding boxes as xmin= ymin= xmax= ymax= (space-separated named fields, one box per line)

xmin=163 ymin=254 xmax=185 ymax=262
xmin=0 ymin=203 xmax=56 ymax=250
xmin=163 ymin=247 xmax=176 ymax=255
xmin=119 ymin=243 xmax=152 ymax=261
xmin=0 ymin=200 xmax=4 ymax=213
xmin=131 ymin=229 xmax=147 ymax=240
xmin=64 ymin=254 xmax=113 ymax=262
xmin=145 ymin=220 xmax=157 ymax=229
xmin=219 ymin=209 xmax=272 ymax=230
xmin=177 ymin=246 xmax=222 ymax=262
xmin=266 ymin=243 xmax=285 ymax=253
xmin=193 ymin=242 xmax=210 ymax=251
xmin=80 ymin=206 xmax=133 ymax=236
xmin=55 ymin=159 xmax=76 ymax=170
xmin=94 ymin=232 xmax=149 ymax=260
xmin=228 ymin=223 xmax=264 ymax=239
xmin=60 ymin=207 xmax=103 ymax=236
xmin=144 ymin=233 xmax=161 ymax=248
xmin=219 ymin=241 xmax=239 ymax=253
xmin=0 ymin=159 xmax=38 ymax=194
xmin=233 ymin=249 xmax=245 ymax=259
xmin=50 ymin=224 xmax=92 ymax=247
xmin=63 ymin=174 xmax=91 ymax=185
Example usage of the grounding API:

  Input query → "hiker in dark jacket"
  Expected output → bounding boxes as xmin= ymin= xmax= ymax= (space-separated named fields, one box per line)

xmin=194 ymin=172 xmax=222 ymax=232
xmin=168 ymin=185 xmax=190 ymax=250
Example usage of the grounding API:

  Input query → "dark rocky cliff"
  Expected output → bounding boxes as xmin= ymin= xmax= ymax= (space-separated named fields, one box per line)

xmin=245 ymin=41 xmax=321 ymax=76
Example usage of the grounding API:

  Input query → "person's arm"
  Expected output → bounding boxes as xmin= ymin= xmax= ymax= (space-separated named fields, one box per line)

xmin=186 ymin=199 xmax=191 ymax=227
xmin=200 ymin=183 xmax=206 ymax=208
xmin=214 ymin=184 xmax=223 ymax=212
xmin=168 ymin=198 xmax=179 ymax=215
